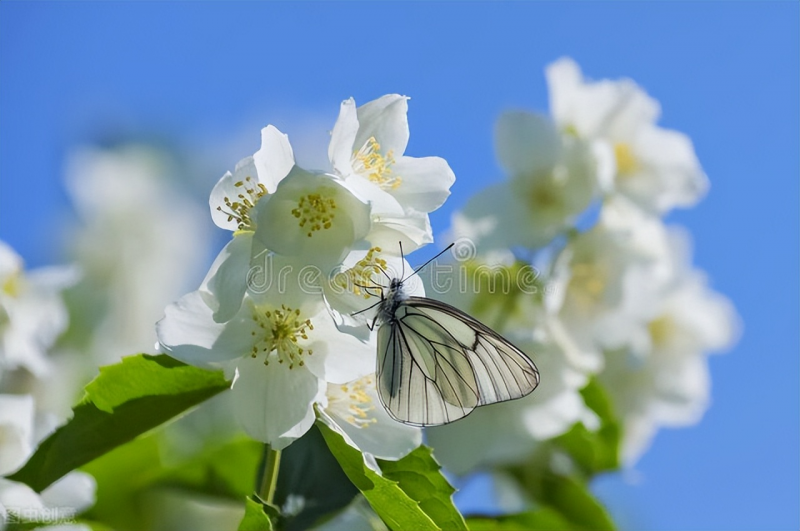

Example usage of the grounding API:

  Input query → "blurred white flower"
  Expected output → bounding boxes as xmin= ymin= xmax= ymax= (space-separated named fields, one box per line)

xmin=545 ymin=197 xmax=677 ymax=372
xmin=65 ymin=145 xmax=210 ymax=364
xmin=452 ymin=111 xmax=608 ymax=250
xmin=0 ymin=394 xmax=95 ymax=529
xmin=157 ymin=254 xmax=374 ymax=449
xmin=0 ymin=242 xmax=76 ymax=378
xmin=547 ymin=57 xmax=708 ymax=213
xmin=425 ymin=320 xmax=597 ymax=475
xmin=599 ymin=248 xmax=739 ymax=465
xmin=329 ymin=95 xmax=455 ymax=253
xmin=318 ymin=374 xmax=422 ymax=460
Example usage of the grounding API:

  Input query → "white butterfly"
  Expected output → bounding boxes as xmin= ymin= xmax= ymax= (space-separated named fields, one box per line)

xmin=356 ymin=244 xmax=540 ymax=427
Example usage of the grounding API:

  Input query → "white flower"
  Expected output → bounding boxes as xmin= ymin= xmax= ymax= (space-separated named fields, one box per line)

xmin=330 ymin=95 xmax=455 ymax=215
xmin=329 ymin=95 xmax=455 ymax=253
xmin=545 ymin=197 xmax=677 ymax=372
xmin=254 ymin=167 xmax=372 ymax=269
xmin=546 ymin=57 xmax=708 ymax=213
xmin=0 ymin=242 xmax=76 ymax=377
xmin=64 ymin=145 xmax=210 ymax=363
xmin=209 ymin=125 xmax=295 ymax=232
xmin=420 ymin=256 xmax=597 ymax=474
xmin=0 ymin=395 xmax=95 ymax=528
xmin=425 ymin=321 xmax=598 ymax=475
xmin=157 ymin=254 xmax=375 ymax=449
xmin=599 ymin=253 xmax=739 ymax=465
xmin=203 ymin=127 xmax=294 ymax=323
xmin=452 ymin=111 xmax=607 ymax=250
xmin=317 ymin=374 xmax=422 ymax=460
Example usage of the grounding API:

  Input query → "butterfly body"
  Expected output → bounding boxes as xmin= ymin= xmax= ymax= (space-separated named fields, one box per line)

xmin=373 ymin=273 xmax=540 ymax=427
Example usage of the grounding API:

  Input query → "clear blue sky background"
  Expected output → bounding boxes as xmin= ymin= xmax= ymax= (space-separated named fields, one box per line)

xmin=1 ymin=2 xmax=797 ymax=530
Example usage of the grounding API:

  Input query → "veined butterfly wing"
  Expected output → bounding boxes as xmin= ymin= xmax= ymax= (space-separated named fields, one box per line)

xmin=376 ymin=296 xmax=540 ymax=427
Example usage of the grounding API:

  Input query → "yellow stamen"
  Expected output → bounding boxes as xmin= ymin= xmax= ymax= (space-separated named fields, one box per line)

xmin=334 ymin=247 xmax=387 ymax=298
xmin=614 ymin=143 xmax=640 ymax=177
xmin=216 ymin=175 xmax=268 ymax=231
xmin=251 ymin=304 xmax=314 ymax=369
xmin=649 ymin=315 xmax=675 ymax=348
xmin=290 ymin=192 xmax=338 ymax=238
xmin=353 ymin=137 xmax=402 ymax=190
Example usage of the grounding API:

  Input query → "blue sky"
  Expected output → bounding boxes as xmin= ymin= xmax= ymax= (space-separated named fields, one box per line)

xmin=1 ymin=2 xmax=797 ymax=530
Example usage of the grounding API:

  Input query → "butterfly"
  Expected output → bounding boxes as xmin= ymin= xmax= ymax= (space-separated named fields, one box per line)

xmin=354 ymin=243 xmax=540 ymax=427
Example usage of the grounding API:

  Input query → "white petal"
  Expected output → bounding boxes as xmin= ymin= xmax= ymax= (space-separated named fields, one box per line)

xmin=302 ymin=309 xmax=374 ymax=384
xmin=354 ymin=95 xmax=410 ymax=156
xmin=209 ymin=170 xmax=244 ymax=231
xmin=200 ymin=233 xmax=254 ymax=323
xmin=367 ymin=209 xmax=433 ymax=254
xmin=495 ymin=111 xmax=561 ymax=177
xmin=0 ymin=478 xmax=45 ymax=511
xmin=253 ymin=125 xmax=295 ymax=193
xmin=628 ymin=126 xmax=709 ymax=212
xmin=0 ymin=241 xmax=22 ymax=278
xmin=323 ymin=379 xmax=421 ymax=460
xmin=40 ymin=472 xmax=96 ymax=513
xmin=546 ymin=57 xmax=584 ymax=128
xmin=546 ymin=57 xmax=660 ymax=139
xmin=157 ymin=291 xmax=257 ymax=368
xmin=232 ymin=355 xmax=324 ymax=449
xmin=0 ymin=394 xmax=34 ymax=475
xmin=329 ymin=98 xmax=360 ymax=176
xmin=390 ymin=156 xmax=455 ymax=213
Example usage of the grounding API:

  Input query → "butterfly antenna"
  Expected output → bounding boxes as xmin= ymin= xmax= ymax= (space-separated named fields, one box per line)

xmin=376 ymin=264 xmax=392 ymax=282
xmin=399 ymin=241 xmax=405 ymax=279
xmin=405 ymin=243 xmax=455 ymax=281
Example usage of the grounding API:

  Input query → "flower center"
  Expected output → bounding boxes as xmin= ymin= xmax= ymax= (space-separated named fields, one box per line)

xmin=614 ymin=143 xmax=640 ymax=177
xmin=291 ymin=191 xmax=337 ymax=238
xmin=2 ymin=271 xmax=20 ymax=298
xmin=250 ymin=304 xmax=314 ymax=369
xmin=648 ymin=315 xmax=675 ymax=348
xmin=569 ymin=262 xmax=607 ymax=306
xmin=331 ymin=376 xmax=378 ymax=428
xmin=216 ymin=176 xmax=268 ymax=231
xmin=334 ymin=247 xmax=388 ymax=298
xmin=353 ymin=137 xmax=402 ymax=190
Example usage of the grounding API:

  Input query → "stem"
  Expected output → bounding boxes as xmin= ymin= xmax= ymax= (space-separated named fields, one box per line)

xmin=257 ymin=444 xmax=282 ymax=506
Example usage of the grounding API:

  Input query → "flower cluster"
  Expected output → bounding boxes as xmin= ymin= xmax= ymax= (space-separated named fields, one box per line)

xmin=0 ymin=242 xmax=96 ymax=528
xmin=157 ymin=95 xmax=455 ymax=456
xmin=428 ymin=58 xmax=738 ymax=471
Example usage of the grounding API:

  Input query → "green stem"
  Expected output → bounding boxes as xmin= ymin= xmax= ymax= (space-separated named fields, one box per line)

xmin=257 ymin=444 xmax=282 ymax=506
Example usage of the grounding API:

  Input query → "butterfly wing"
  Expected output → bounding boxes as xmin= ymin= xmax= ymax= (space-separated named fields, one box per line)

xmin=376 ymin=296 xmax=540 ymax=426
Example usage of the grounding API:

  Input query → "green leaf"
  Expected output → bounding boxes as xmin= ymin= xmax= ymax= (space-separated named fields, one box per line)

xmin=239 ymin=496 xmax=274 ymax=531
xmin=537 ymin=473 xmax=614 ymax=530
xmin=510 ymin=467 xmax=615 ymax=531
xmin=80 ymin=435 xmax=164 ymax=531
xmin=555 ymin=377 xmax=621 ymax=475
xmin=8 ymin=354 xmax=230 ymax=492
xmin=152 ymin=438 xmax=263 ymax=501
xmin=466 ymin=508 xmax=574 ymax=531
xmin=377 ymin=446 xmax=467 ymax=531
xmin=316 ymin=421 xmax=442 ymax=531
xmin=274 ymin=425 xmax=359 ymax=531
